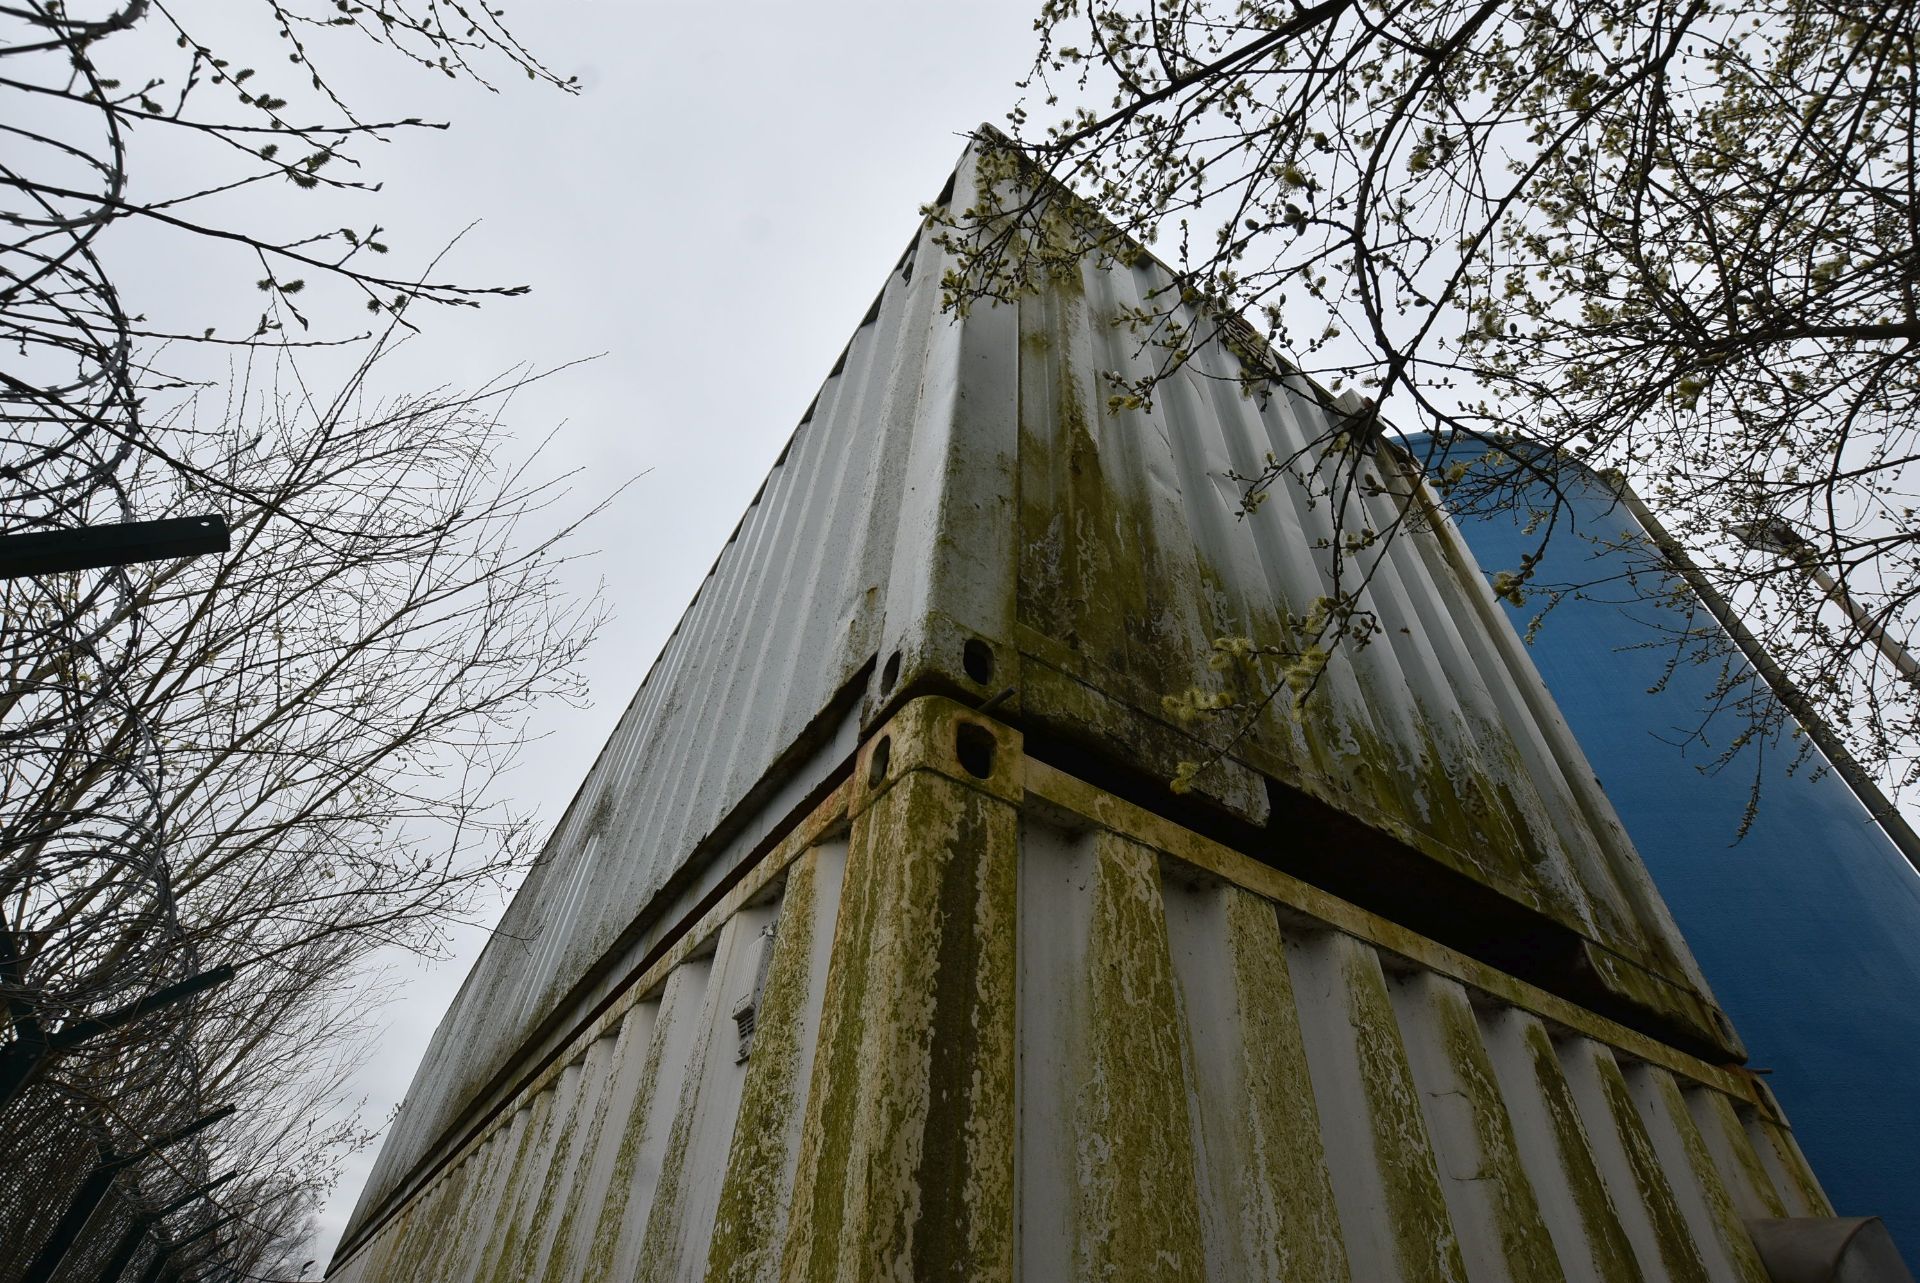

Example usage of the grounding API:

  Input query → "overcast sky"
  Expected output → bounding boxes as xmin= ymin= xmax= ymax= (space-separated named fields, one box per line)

xmin=119 ymin=2 xmax=1048 ymax=1265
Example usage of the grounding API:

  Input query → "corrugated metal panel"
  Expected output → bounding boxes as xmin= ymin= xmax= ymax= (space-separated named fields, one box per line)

xmin=997 ymin=233 xmax=1721 ymax=1040
xmin=341 ymin=135 xmax=1737 ymax=1246
xmin=328 ymin=699 xmax=1824 ymax=1283
xmin=339 ymin=222 xmax=933 ymax=1234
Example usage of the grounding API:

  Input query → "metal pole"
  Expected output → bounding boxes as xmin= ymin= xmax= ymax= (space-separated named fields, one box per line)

xmin=1802 ymin=562 xmax=1920 ymax=685
xmin=138 ymin=1210 xmax=236 ymax=1283
xmin=94 ymin=1216 xmax=156 ymax=1283
xmin=15 ymin=1107 xmax=234 ymax=1283
xmin=97 ymin=1167 xmax=243 ymax=1281
xmin=1729 ymin=517 xmax=1920 ymax=685
xmin=110 ymin=1106 xmax=238 ymax=1169
xmin=22 ymin=1151 xmax=122 ymax=1283
xmin=1632 ymin=503 xmax=1920 ymax=874
xmin=0 ymin=515 xmax=230 ymax=579
xmin=134 ymin=1241 xmax=173 ymax=1283
xmin=0 ymin=965 xmax=236 ymax=1109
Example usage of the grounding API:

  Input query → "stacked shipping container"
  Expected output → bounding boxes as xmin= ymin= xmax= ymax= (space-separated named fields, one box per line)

xmin=327 ymin=135 xmax=1865 ymax=1281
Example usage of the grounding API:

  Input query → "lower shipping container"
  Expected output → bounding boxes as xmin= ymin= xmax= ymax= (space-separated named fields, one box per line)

xmin=328 ymin=698 xmax=1835 ymax=1283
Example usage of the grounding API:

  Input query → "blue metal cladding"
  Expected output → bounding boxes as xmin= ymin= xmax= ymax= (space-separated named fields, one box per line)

xmin=1408 ymin=434 xmax=1920 ymax=1260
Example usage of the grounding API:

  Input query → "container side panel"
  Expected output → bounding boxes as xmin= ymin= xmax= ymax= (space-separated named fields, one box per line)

xmin=1388 ymin=971 xmax=1565 ymax=1283
xmin=705 ymin=843 xmax=850 ymax=1283
xmin=1626 ymin=1066 xmax=1771 ymax=1283
xmin=383 ymin=1159 xmax=461 ymax=1283
xmin=780 ymin=768 xmax=1017 ymax=1283
xmin=1021 ymin=826 xmax=1209 ymax=1280
xmin=1557 ymin=1039 xmax=1715 ymax=1283
xmin=1741 ymin=1114 xmax=1833 ymax=1219
xmin=525 ymin=1031 xmax=621 ymax=1280
xmin=1011 ymin=816 xmax=1087 ymax=1283
xmin=484 ymin=1075 xmax=574 ymax=1283
xmin=1287 ymin=929 xmax=1468 ymax=1283
xmin=540 ymin=1006 xmax=657 ymax=1283
xmin=636 ymin=907 xmax=777 ymax=1281
xmin=438 ymin=1123 xmax=514 ymax=1283
xmin=1159 ymin=877 xmax=1350 ymax=1282
xmin=999 ymin=222 xmax=1724 ymax=1040
xmin=1414 ymin=432 xmax=1920 ymax=1255
xmin=347 ymin=139 xmax=1763 ymax=1251
xmin=465 ymin=1090 xmax=552 ymax=1283
xmin=580 ymin=960 xmax=712 ymax=1283
xmin=404 ymin=1156 xmax=474 ymax=1283
xmin=1684 ymin=1091 xmax=1790 ymax=1223
xmin=483 ymin=1060 xmax=579 ymax=1283
xmin=343 ymin=216 xmax=948 ymax=1240
xmin=430 ymin=1153 xmax=490 ymax=1279
xmin=331 ymin=737 xmax=1832 ymax=1283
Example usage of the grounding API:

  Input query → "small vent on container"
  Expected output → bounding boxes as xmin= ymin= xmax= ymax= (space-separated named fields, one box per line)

xmin=732 ymin=923 xmax=777 ymax=1064
xmin=880 ymin=651 xmax=901 ymax=694
xmin=731 ymin=1002 xmax=756 ymax=1061
xmin=868 ymin=736 xmax=892 ymax=789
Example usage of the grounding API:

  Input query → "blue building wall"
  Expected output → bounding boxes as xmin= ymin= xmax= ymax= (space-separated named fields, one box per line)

xmin=1409 ymin=437 xmax=1920 ymax=1260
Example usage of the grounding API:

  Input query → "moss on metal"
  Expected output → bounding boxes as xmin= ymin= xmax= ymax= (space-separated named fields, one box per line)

xmin=494 ymin=1065 xmax=587 ymax=1283
xmin=580 ymin=993 xmax=678 ymax=1283
xmin=363 ymin=1193 xmax=416 ymax=1282
xmin=482 ymin=1085 xmax=558 ymax=1283
xmin=1336 ymin=938 xmax=1470 ymax=1283
xmin=780 ymin=766 xmax=1016 ymax=1283
xmin=328 ymin=696 xmax=1819 ymax=1282
xmin=1006 ymin=285 xmax=1726 ymax=1046
xmin=1220 ymin=889 xmax=1350 ymax=1281
xmin=1071 ymin=833 xmax=1208 ymax=1280
xmin=539 ymin=1026 xmax=637 ymax=1283
xmin=1522 ymin=1020 xmax=1648 ymax=1283
xmin=1022 ymin=753 xmax=1761 ymax=1111
xmin=369 ymin=1172 xmax=430 ymax=1282
xmin=704 ymin=854 xmax=819 ymax=1283
xmin=431 ymin=1125 xmax=511 ymax=1282
xmin=1644 ymin=1068 xmax=1772 ymax=1283
xmin=1750 ymin=1116 xmax=1834 ymax=1217
xmin=1591 ymin=1048 xmax=1714 ymax=1283
xmin=1695 ymin=1090 xmax=1790 ymax=1220
xmin=1426 ymin=979 xmax=1565 ymax=1282
xmin=636 ymin=967 xmax=730 ymax=1281
xmin=777 ymin=805 xmax=882 ymax=1281
xmin=389 ymin=1159 xmax=469 ymax=1283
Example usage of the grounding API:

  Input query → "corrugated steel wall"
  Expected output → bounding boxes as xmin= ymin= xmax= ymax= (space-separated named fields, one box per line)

xmin=329 ymin=700 xmax=1825 ymax=1283
xmin=340 ymin=134 xmax=1750 ymax=1252
xmin=997 ymin=221 xmax=1721 ymax=1045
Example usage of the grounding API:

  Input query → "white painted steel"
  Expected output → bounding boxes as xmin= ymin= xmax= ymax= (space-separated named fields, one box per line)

xmin=342 ymin=135 xmax=1726 ymax=1248
xmin=329 ymin=794 xmax=1815 ymax=1283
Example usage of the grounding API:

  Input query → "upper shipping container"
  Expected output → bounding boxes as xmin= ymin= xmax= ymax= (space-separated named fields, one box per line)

xmin=338 ymin=133 xmax=1754 ymax=1255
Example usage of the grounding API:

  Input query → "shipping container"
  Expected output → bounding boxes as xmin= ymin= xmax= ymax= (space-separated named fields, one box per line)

xmin=1406 ymin=433 xmax=1920 ymax=1262
xmin=328 ymin=133 xmax=1867 ymax=1281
